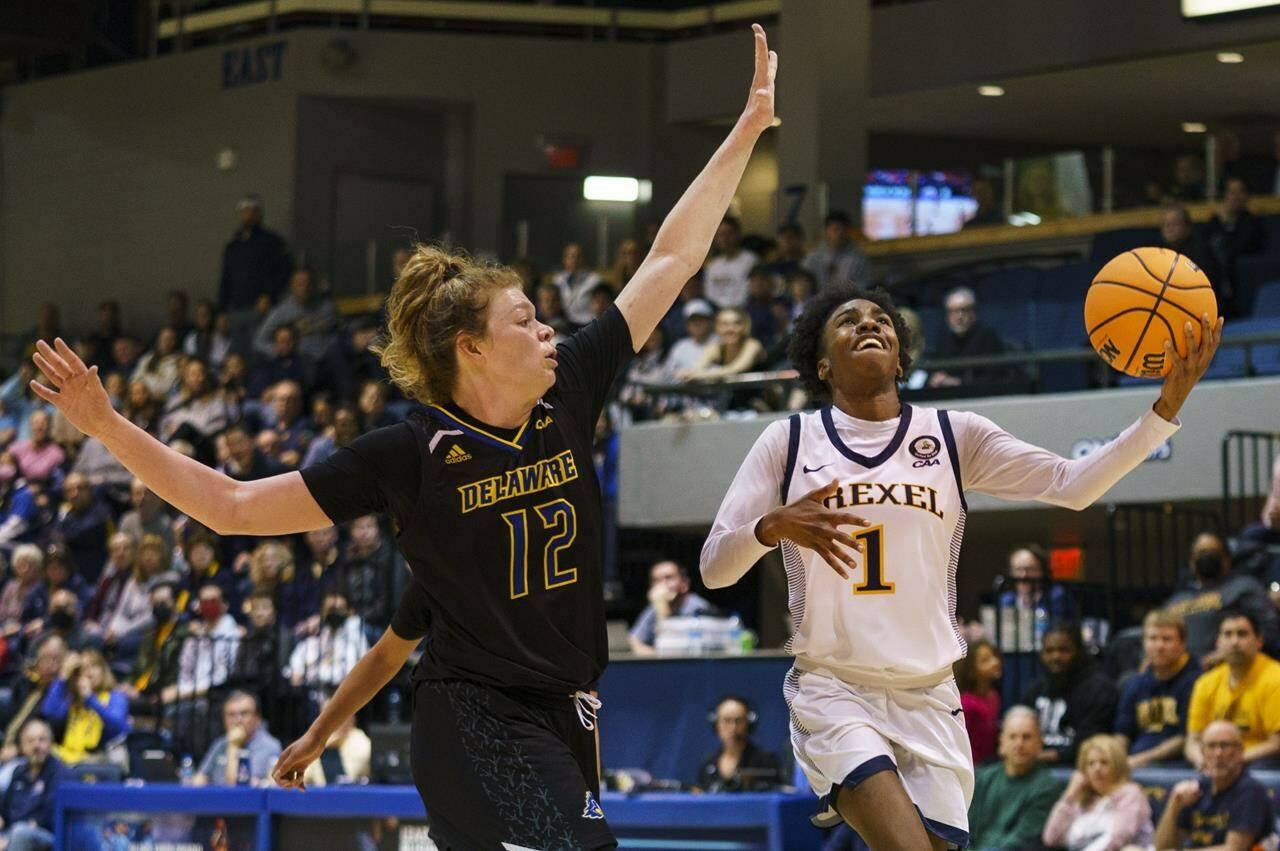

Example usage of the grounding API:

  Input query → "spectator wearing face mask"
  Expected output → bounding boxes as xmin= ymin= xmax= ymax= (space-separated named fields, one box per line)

xmin=287 ymin=589 xmax=368 ymax=694
xmin=125 ymin=580 xmax=186 ymax=706
xmin=37 ymin=589 xmax=96 ymax=653
xmin=163 ymin=583 xmax=240 ymax=759
xmin=1163 ymin=532 xmax=1280 ymax=667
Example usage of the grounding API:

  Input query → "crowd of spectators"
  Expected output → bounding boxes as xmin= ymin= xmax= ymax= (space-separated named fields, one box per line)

xmin=0 ymin=195 xmax=403 ymax=836
xmin=0 ymin=176 xmax=1275 ymax=844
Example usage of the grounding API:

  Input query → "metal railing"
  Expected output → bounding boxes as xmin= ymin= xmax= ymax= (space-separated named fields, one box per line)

xmin=1222 ymin=430 xmax=1279 ymax=534
xmin=629 ymin=330 xmax=1280 ymax=405
xmin=1106 ymin=502 xmax=1223 ymax=632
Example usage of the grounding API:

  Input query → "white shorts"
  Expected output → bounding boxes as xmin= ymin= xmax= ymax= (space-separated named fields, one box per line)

xmin=785 ymin=666 xmax=975 ymax=845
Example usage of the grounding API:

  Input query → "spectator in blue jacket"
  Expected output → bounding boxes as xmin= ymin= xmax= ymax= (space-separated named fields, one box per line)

xmin=39 ymin=649 xmax=130 ymax=765
xmin=0 ymin=717 xmax=69 ymax=851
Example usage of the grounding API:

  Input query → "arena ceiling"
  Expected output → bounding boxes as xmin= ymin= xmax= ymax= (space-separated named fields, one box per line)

xmin=868 ymin=39 xmax=1280 ymax=150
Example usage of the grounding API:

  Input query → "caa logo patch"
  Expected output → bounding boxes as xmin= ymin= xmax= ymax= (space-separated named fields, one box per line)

xmin=582 ymin=791 xmax=605 ymax=820
xmin=909 ymin=435 xmax=941 ymax=468
xmin=909 ymin=436 xmax=940 ymax=460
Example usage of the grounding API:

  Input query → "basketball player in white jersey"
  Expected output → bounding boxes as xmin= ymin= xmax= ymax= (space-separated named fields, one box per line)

xmin=701 ymin=283 xmax=1221 ymax=850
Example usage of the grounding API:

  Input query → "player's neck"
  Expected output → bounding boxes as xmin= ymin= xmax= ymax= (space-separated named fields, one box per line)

xmin=829 ymin=384 xmax=901 ymax=422
xmin=451 ymin=382 xmax=538 ymax=430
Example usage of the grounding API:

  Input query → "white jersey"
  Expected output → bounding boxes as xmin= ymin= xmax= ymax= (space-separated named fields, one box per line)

xmin=701 ymin=403 xmax=1179 ymax=688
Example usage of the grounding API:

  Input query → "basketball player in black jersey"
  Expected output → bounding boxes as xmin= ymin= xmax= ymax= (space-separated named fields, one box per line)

xmin=29 ymin=25 xmax=777 ymax=849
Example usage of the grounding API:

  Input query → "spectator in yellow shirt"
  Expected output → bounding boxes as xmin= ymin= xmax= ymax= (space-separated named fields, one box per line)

xmin=1185 ymin=608 xmax=1280 ymax=768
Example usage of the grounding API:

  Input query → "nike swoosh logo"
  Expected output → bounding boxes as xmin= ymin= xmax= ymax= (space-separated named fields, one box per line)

xmin=803 ymin=463 xmax=832 ymax=474
xmin=950 ymin=708 xmax=963 ymax=716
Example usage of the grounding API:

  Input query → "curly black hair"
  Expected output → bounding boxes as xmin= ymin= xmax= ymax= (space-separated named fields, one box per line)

xmin=787 ymin=283 xmax=914 ymax=402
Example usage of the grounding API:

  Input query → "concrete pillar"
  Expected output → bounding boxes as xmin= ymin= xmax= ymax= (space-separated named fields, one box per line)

xmin=777 ymin=0 xmax=870 ymax=235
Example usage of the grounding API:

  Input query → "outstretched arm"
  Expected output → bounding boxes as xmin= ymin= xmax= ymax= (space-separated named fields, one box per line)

xmin=30 ymin=339 xmax=331 ymax=536
xmin=615 ymin=24 xmax=777 ymax=350
xmin=961 ymin=313 xmax=1221 ymax=511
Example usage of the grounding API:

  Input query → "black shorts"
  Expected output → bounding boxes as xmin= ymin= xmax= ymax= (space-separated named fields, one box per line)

xmin=410 ymin=678 xmax=616 ymax=851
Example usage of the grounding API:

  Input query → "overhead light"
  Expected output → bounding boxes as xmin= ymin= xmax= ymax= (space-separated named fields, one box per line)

xmin=770 ymin=116 xmax=782 ymax=128
xmin=1182 ymin=122 xmax=1208 ymax=133
xmin=1216 ymin=51 xmax=1244 ymax=63
xmin=978 ymin=85 xmax=1005 ymax=97
xmin=583 ymin=176 xmax=651 ymax=203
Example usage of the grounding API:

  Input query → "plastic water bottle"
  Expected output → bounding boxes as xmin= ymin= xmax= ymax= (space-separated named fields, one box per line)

xmin=388 ymin=688 xmax=403 ymax=724
xmin=1033 ymin=607 xmax=1049 ymax=650
xmin=178 ymin=755 xmax=194 ymax=786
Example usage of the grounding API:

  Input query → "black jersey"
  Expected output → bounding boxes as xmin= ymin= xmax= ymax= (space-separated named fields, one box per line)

xmin=300 ymin=306 xmax=635 ymax=696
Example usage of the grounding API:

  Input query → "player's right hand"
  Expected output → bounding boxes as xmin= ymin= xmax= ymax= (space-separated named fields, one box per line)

xmin=29 ymin=338 xmax=116 ymax=439
xmin=755 ymin=480 xmax=869 ymax=580
xmin=272 ymin=730 xmax=325 ymax=791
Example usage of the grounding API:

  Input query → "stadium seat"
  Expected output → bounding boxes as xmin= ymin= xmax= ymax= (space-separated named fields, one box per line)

xmin=1222 ymin=317 xmax=1280 ymax=377
xmin=1233 ymin=256 xmax=1280 ymax=316
xmin=1089 ymin=228 xmax=1161 ymax=265
xmin=1259 ymin=215 xmax=1280 ymax=253
xmin=1253 ymin=279 xmax=1280 ymax=318
xmin=1201 ymin=345 xmax=1248 ymax=380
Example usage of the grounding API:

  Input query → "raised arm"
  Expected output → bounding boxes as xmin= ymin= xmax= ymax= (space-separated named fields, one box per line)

xmin=614 ymin=24 xmax=777 ymax=350
xmin=30 ymin=339 xmax=331 ymax=536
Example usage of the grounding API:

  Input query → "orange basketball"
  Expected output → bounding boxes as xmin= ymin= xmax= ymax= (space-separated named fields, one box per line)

xmin=1084 ymin=247 xmax=1217 ymax=379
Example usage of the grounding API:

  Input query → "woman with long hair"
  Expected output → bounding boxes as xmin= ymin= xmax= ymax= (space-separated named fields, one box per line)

xmin=29 ymin=25 xmax=777 ymax=849
xmin=701 ymin=281 xmax=1220 ymax=849
xmin=1041 ymin=734 xmax=1153 ymax=851
xmin=952 ymin=638 xmax=1002 ymax=764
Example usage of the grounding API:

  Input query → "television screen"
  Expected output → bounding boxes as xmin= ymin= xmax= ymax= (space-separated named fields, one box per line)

xmin=914 ymin=171 xmax=978 ymax=236
xmin=862 ymin=169 xmax=914 ymax=240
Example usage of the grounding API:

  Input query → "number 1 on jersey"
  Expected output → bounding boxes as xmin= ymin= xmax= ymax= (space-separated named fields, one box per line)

xmin=852 ymin=525 xmax=894 ymax=595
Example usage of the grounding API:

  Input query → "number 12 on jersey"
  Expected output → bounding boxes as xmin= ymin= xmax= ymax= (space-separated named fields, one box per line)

xmin=501 ymin=498 xmax=579 ymax=599
xmin=852 ymin=525 xmax=893 ymax=595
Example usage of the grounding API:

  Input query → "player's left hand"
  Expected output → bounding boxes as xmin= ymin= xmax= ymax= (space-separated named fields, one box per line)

xmin=273 ymin=730 xmax=324 ymax=791
xmin=739 ymin=24 xmax=777 ymax=136
xmin=1154 ymin=312 xmax=1222 ymax=422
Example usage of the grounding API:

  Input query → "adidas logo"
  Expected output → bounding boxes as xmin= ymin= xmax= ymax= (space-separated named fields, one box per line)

xmin=444 ymin=444 xmax=472 ymax=464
